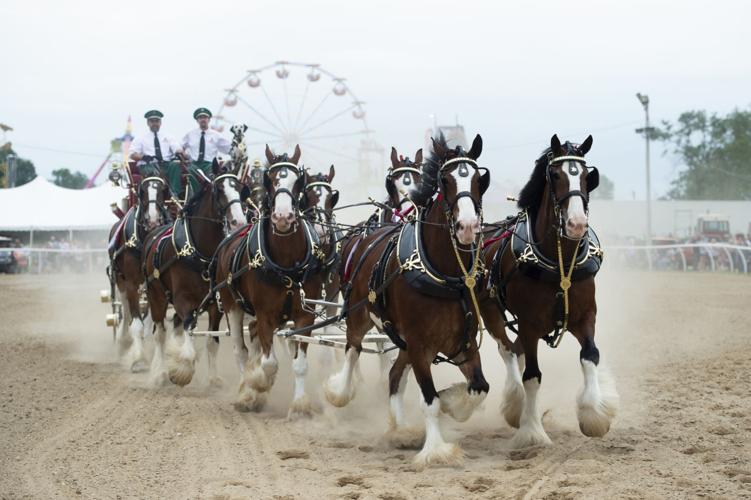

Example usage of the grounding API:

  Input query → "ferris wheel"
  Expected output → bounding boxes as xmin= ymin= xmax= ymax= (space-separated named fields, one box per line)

xmin=214 ymin=61 xmax=379 ymax=175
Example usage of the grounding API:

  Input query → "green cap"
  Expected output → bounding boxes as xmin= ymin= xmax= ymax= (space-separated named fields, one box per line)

xmin=144 ymin=110 xmax=164 ymax=119
xmin=193 ymin=107 xmax=212 ymax=119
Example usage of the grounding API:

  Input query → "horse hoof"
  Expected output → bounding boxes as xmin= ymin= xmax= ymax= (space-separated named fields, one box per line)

xmin=438 ymin=383 xmax=486 ymax=423
xmin=287 ymin=394 xmax=314 ymax=420
xmin=384 ymin=426 xmax=425 ymax=450
xmin=323 ymin=375 xmax=355 ymax=408
xmin=509 ymin=427 xmax=552 ymax=449
xmin=413 ymin=442 xmax=463 ymax=469
xmin=500 ymin=382 xmax=525 ymax=429
xmin=234 ymin=383 xmax=267 ymax=412
xmin=168 ymin=364 xmax=195 ymax=387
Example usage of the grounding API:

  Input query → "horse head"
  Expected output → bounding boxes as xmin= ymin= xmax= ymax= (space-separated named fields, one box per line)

xmin=303 ymin=164 xmax=339 ymax=240
xmin=413 ymin=134 xmax=489 ymax=245
xmin=263 ymin=144 xmax=306 ymax=234
xmin=386 ymin=147 xmax=422 ymax=213
xmin=518 ymin=135 xmax=598 ymax=240
xmin=138 ymin=174 xmax=170 ymax=231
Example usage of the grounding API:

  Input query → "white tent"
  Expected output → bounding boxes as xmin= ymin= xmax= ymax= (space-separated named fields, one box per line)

xmin=0 ymin=176 xmax=126 ymax=231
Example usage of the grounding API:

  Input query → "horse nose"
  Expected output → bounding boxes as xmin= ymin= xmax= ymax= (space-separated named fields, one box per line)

xmin=455 ymin=217 xmax=479 ymax=245
xmin=566 ymin=217 xmax=588 ymax=238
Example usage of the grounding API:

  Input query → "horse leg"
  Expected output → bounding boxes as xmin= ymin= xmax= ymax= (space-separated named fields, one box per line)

xmin=245 ymin=315 xmax=278 ymax=393
xmin=149 ymin=320 xmax=169 ymax=386
xmin=114 ymin=284 xmax=132 ymax=357
xmin=438 ymin=346 xmax=489 ymax=423
xmin=166 ymin=313 xmax=198 ymax=387
xmin=206 ymin=304 xmax=223 ymax=388
xmin=384 ymin=350 xmax=424 ymax=448
xmin=230 ymin=309 xmax=264 ymax=412
xmin=480 ymin=300 xmax=525 ymax=428
xmin=323 ymin=312 xmax=369 ymax=407
xmin=572 ymin=319 xmax=619 ymax=437
xmin=510 ymin=326 xmax=551 ymax=448
xmin=288 ymin=336 xmax=313 ymax=419
xmin=412 ymin=354 xmax=463 ymax=468
xmin=124 ymin=282 xmax=147 ymax=372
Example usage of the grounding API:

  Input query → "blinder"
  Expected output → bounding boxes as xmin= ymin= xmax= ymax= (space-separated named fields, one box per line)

xmin=438 ymin=157 xmax=486 ymax=214
xmin=264 ymin=161 xmax=306 ymax=212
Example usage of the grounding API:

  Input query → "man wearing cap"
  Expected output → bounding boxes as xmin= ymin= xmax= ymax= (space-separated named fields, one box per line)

xmin=130 ymin=110 xmax=186 ymax=197
xmin=182 ymin=108 xmax=231 ymax=196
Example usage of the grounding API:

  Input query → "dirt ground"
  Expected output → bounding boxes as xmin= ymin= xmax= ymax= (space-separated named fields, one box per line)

xmin=1 ymin=269 xmax=750 ymax=499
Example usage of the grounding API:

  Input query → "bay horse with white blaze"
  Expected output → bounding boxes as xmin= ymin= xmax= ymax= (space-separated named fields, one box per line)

xmin=325 ymin=135 xmax=491 ymax=467
xmin=107 ymin=170 xmax=170 ymax=370
xmin=213 ymin=145 xmax=324 ymax=417
xmin=480 ymin=134 xmax=619 ymax=448
xmin=142 ymin=160 xmax=247 ymax=387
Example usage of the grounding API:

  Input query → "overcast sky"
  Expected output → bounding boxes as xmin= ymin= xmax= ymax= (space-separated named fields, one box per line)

xmin=1 ymin=0 xmax=749 ymax=199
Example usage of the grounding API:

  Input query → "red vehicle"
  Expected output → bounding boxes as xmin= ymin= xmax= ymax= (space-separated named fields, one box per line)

xmin=696 ymin=214 xmax=730 ymax=240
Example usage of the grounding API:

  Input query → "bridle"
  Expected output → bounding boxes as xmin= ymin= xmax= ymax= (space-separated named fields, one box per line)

xmin=387 ymin=165 xmax=421 ymax=208
xmin=138 ymin=176 xmax=170 ymax=226
xmin=545 ymin=152 xmax=598 ymax=240
xmin=437 ymin=157 xmax=488 ymax=220
xmin=303 ymin=179 xmax=338 ymax=245
xmin=265 ymin=161 xmax=306 ymax=235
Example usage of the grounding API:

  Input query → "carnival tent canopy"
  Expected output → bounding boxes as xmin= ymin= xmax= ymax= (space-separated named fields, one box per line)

xmin=0 ymin=177 xmax=125 ymax=231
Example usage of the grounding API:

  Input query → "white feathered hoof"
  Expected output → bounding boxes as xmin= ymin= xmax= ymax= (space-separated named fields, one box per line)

xmin=413 ymin=442 xmax=464 ymax=469
xmin=246 ymin=357 xmax=278 ymax=392
xmin=500 ymin=381 xmax=525 ymax=428
xmin=287 ymin=394 xmax=314 ymax=420
xmin=323 ymin=372 xmax=356 ymax=408
xmin=209 ymin=376 xmax=224 ymax=389
xmin=577 ymin=368 xmax=619 ymax=437
xmin=509 ymin=425 xmax=552 ymax=449
xmin=117 ymin=332 xmax=132 ymax=358
xmin=384 ymin=426 xmax=425 ymax=450
xmin=233 ymin=382 xmax=267 ymax=412
xmin=438 ymin=383 xmax=486 ymax=423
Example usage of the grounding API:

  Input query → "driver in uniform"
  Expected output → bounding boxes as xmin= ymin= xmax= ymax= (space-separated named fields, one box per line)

xmin=129 ymin=110 xmax=186 ymax=197
xmin=181 ymin=107 xmax=231 ymax=196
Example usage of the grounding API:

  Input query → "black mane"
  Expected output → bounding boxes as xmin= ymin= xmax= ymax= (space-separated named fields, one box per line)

xmin=413 ymin=134 xmax=467 ymax=206
xmin=517 ymin=141 xmax=579 ymax=217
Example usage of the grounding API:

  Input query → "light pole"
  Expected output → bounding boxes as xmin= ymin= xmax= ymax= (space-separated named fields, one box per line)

xmin=635 ymin=93 xmax=655 ymax=242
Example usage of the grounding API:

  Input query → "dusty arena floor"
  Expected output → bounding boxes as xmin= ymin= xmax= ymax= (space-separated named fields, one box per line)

xmin=1 ymin=269 xmax=750 ymax=499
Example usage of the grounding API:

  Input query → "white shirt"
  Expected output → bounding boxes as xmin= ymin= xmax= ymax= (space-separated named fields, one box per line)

xmin=130 ymin=130 xmax=182 ymax=162
xmin=182 ymin=128 xmax=231 ymax=162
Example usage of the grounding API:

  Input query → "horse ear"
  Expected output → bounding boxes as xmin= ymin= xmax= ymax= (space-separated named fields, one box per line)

xmin=211 ymin=158 xmax=221 ymax=176
xmin=330 ymin=190 xmax=340 ymax=208
xmin=265 ymin=144 xmax=275 ymax=164
xmin=580 ymin=135 xmax=593 ymax=155
xmin=551 ymin=134 xmax=563 ymax=156
xmin=468 ymin=134 xmax=483 ymax=160
xmin=242 ymin=124 xmax=248 ymax=133
xmin=390 ymin=147 xmax=399 ymax=168
xmin=240 ymin=184 xmax=251 ymax=203
xmin=291 ymin=144 xmax=302 ymax=164
xmin=328 ymin=164 xmax=335 ymax=182
xmin=414 ymin=148 xmax=423 ymax=165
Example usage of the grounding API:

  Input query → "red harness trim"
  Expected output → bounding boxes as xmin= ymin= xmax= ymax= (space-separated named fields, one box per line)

xmin=482 ymin=230 xmax=511 ymax=249
xmin=392 ymin=204 xmax=414 ymax=222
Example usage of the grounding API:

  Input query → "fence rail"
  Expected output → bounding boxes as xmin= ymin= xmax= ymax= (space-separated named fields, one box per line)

xmin=1 ymin=247 xmax=107 ymax=274
xmin=608 ymin=243 xmax=751 ymax=273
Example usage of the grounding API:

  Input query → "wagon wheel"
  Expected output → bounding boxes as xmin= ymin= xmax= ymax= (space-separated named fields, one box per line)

xmin=214 ymin=61 xmax=374 ymax=173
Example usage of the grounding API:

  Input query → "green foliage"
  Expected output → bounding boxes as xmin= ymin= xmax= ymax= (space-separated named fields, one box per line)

xmin=51 ymin=168 xmax=88 ymax=189
xmin=658 ymin=108 xmax=751 ymax=200
xmin=0 ymin=145 xmax=37 ymax=187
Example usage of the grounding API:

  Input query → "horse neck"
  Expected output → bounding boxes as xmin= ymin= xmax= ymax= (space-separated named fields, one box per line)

xmin=189 ymin=189 xmax=225 ymax=256
xmin=534 ymin=189 xmax=579 ymax=263
xmin=421 ymin=198 xmax=473 ymax=276
xmin=265 ymin=219 xmax=307 ymax=267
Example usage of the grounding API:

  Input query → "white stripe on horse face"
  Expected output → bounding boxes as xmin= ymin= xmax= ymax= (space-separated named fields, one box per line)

xmin=562 ymin=161 xmax=588 ymax=237
xmin=147 ymin=182 xmax=157 ymax=224
xmin=273 ymin=167 xmax=298 ymax=218
xmin=394 ymin=173 xmax=415 ymax=211
xmin=221 ymin=177 xmax=245 ymax=227
xmin=450 ymin=168 xmax=477 ymax=226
